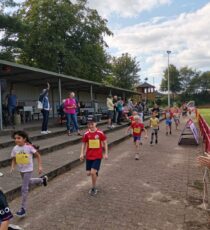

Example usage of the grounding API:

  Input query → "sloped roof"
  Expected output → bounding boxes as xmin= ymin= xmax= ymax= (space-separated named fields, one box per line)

xmin=136 ymin=82 xmax=155 ymax=88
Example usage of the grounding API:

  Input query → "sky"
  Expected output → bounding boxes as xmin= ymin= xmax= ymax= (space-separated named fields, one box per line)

xmin=86 ymin=0 xmax=210 ymax=89
xmin=5 ymin=0 xmax=210 ymax=89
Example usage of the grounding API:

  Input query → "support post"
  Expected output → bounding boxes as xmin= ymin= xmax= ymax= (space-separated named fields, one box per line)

xmin=90 ymin=85 xmax=93 ymax=101
xmin=58 ymin=78 xmax=62 ymax=105
xmin=0 ymin=80 xmax=2 ymax=130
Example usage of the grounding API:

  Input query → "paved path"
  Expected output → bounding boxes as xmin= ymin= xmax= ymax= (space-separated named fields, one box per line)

xmin=8 ymin=118 xmax=210 ymax=230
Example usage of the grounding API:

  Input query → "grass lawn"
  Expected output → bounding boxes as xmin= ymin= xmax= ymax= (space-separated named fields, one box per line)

xmin=199 ymin=108 xmax=210 ymax=125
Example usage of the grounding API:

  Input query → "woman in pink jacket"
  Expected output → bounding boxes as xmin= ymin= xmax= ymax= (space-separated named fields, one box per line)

xmin=64 ymin=92 xmax=81 ymax=136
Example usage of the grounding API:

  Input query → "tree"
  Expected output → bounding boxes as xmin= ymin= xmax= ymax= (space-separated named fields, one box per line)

xmin=0 ymin=0 xmax=112 ymax=82
xmin=160 ymin=64 xmax=182 ymax=94
xmin=111 ymin=53 xmax=141 ymax=89
xmin=179 ymin=66 xmax=199 ymax=92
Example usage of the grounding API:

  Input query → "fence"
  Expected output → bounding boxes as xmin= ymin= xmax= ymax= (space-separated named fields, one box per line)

xmin=197 ymin=110 xmax=210 ymax=153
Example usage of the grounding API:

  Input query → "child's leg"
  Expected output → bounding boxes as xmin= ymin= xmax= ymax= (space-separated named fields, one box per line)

xmin=150 ymin=131 xmax=154 ymax=144
xmin=135 ymin=140 xmax=140 ymax=159
xmin=90 ymin=168 xmax=98 ymax=188
xmin=29 ymin=177 xmax=43 ymax=186
xmin=155 ymin=129 xmax=158 ymax=143
xmin=20 ymin=172 xmax=32 ymax=210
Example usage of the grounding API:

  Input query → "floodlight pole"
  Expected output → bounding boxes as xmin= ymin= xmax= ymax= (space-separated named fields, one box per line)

xmin=167 ymin=50 xmax=171 ymax=107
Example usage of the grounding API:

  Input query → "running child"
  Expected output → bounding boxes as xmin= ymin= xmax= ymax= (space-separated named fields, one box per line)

xmin=127 ymin=115 xmax=147 ymax=160
xmin=164 ymin=107 xmax=173 ymax=135
xmin=173 ymin=106 xmax=180 ymax=130
xmin=128 ymin=111 xmax=138 ymax=124
xmin=149 ymin=112 xmax=159 ymax=145
xmin=80 ymin=116 xmax=108 ymax=196
xmin=10 ymin=131 xmax=48 ymax=218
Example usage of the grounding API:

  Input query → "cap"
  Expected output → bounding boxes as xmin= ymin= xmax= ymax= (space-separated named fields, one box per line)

xmin=87 ymin=116 xmax=97 ymax=123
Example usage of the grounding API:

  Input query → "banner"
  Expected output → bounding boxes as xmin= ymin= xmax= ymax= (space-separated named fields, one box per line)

xmin=178 ymin=119 xmax=199 ymax=145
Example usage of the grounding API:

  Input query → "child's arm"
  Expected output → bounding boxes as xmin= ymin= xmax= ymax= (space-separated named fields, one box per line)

xmin=80 ymin=143 xmax=86 ymax=161
xmin=34 ymin=152 xmax=43 ymax=174
xmin=103 ymin=140 xmax=108 ymax=159
xmin=149 ymin=119 xmax=152 ymax=127
xmin=10 ymin=158 xmax=16 ymax=173
xmin=126 ymin=125 xmax=132 ymax=134
xmin=0 ymin=220 xmax=9 ymax=230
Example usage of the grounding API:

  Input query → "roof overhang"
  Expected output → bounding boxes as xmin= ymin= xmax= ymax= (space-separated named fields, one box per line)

xmin=0 ymin=60 xmax=141 ymax=96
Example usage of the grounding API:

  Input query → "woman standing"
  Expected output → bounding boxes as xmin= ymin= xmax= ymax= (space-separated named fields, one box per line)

xmin=64 ymin=92 xmax=81 ymax=136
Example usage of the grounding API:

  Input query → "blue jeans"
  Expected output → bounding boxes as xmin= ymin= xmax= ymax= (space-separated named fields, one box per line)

xmin=41 ymin=109 xmax=49 ymax=131
xmin=66 ymin=113 xmax=79 ymax=132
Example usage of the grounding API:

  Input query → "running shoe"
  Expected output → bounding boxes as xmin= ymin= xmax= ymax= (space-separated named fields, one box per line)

xmin=8 ymin=224 xmax=23 ymax=230
xmin=15 ymin=208 xmax=26 ymax=218
xmin=89 ymin=188 xmax=98 ymax=196
xmin=41 ymin=175 xmax=48 ymax=186
xmin=155 ymin=139 xmax=158 ymax=144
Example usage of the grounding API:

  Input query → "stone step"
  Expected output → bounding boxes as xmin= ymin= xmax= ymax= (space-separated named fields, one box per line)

xmin=0 ymin=121 xmax=107 ymax=148
xmin=0 ymin=123 xmax=129 ymax=168
xmin=0 ymin=126 xmax=131 ymax=201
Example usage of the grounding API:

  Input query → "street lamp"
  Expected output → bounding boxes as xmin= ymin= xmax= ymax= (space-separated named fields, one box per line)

xmin=166 ymin=50 xmax=171 ymax=107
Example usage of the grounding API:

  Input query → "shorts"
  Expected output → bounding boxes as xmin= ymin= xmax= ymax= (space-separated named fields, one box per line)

xmin=108 ymin=110 xmax=114 ymax=119
xmin=86 ymin=159 xmax=101 ymax=171
xmin=151 ymin=128 xmax=158 ymax=134
xmin=174 ymin=117 xmax=180 ymax=123
xmin=165 ymin=119 xmax=172 ymax=126
xmin=0 ymin=190 xmax=13 ymax=223
xmin=133 ymin=136 xmax=141 ymax=142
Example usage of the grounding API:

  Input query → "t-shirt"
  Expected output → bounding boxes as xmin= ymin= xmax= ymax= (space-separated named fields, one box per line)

xmin=11 ymin=144 xmax=37 ymax=172
xmin=82 ymin=129 xmax=106 ymax=160
xmin=129 ymin=116 xmax=135 ymax=124
xmin=64 ymin=98 xmax=77 ymax=114
xmin=0 ymin=190 xmax=13 ymax=223
xmin=150 ymin=117 xmax=159 ymax=128
xmin=165 ymin=111 xmax=173 ymax=119
xmin=131 ymin=122 xmax=144 ymax=137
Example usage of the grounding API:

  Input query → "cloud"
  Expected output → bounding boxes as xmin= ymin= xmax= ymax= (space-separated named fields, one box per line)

xmin=87 ymin=0 xmax=171 ymax=18
xmin=105 ymin=3 xmax=210 ymax=78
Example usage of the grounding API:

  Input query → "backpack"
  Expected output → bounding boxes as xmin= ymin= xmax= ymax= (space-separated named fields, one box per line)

xmin=37 ymin=100 xmax=43 ymax=110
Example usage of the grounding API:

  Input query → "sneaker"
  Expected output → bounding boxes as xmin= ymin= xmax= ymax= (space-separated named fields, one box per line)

xmin=96 ymin=172 xmax=99 ymax=177
xmin=15 ymin=208 xmax=26 ymax=218
xmin=155 ymin=139 xmax=158 ymax=144
xmin=8 ymin=224 xmax=23 ymax=230
xmin=41 ymin=131 xmax=48 ymax=134
xmin=170 ymin=131 xmax=172 ymax=135
xmin=135 ymin=153 xmax=139 ymax=160
xmin=89 ymin=188 xmax=98 ymax=196
xmin=46 ymin=130 xmax=52 ymax=134
xmin=107 ymin=126 xmax=112 ymax=129
xmin=111 ymin=125 xmax=115 ymax=129
xmin=41 ymin=175 xmax=48 ymax=186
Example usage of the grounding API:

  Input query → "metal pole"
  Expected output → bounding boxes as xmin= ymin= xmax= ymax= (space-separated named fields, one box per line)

xmin=58 ymin=78 xmax=62 ymax=105
xmin=0 ymin=80 xmax=2 ymax=130
xmin=167 ymin=50 xmax=171 ymax=107
xmin=90 ymin=85 xmax=93 ymax=101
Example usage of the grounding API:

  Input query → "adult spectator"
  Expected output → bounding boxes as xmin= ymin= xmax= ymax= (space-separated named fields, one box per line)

xmin=136 ymin=102 xmax=144 ymax=122
xmin=5 ymin=89 xmax=17 ymax=127
xmin=112 ymin=95 xmax=118 ymax=124
xmin=106 ymin=95 xmax=114 ymax=129
xmin=39 ymin=83 xmax=51 ymax=134
xmin=64 ymin=92 xmax=81 ymax=136
xmin=116 ymin=97 xmax=123 ymax=125
xmin=152 ymin=104 xmax=160 ymax=119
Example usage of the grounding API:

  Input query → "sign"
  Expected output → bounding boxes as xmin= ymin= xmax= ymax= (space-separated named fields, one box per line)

xmin=178 ymin=119 xmax=199 ymax=145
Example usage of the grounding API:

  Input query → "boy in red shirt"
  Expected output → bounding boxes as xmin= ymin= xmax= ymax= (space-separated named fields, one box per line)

xmin=80 ymin=116 xmax=108 ymax=196
xmin=127 ymin=115 xmax=147 ymax=160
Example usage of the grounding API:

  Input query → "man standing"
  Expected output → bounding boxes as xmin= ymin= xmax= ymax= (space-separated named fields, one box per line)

xmin=39 ymin=83 xmax=51 ymax=134
xmin=106 ymin=95 xmax=114 ymax=129
xmin=5 ymin=89 xmax=17 ymax=127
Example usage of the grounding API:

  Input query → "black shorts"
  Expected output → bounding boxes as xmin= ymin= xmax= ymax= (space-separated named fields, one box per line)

xmin=108 ymin=110 xmax=114 ymax=119
xmin=86 ymin=159 xmax=101 ymax=172
xmin=0 ymin=190 xmax=13 ymax=223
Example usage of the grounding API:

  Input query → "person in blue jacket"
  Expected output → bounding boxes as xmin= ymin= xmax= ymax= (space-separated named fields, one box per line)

xmin=39 ymin=82 xmax=51 ymax=134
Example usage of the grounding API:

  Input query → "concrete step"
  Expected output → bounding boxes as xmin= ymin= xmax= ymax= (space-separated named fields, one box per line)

xmin=0 ymin=123 xmax=129 ymax=168
xmin=0 ymin=121 xmax=107 ymax=148
xmin=1 ymin=126 xmax=131 ymax=201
